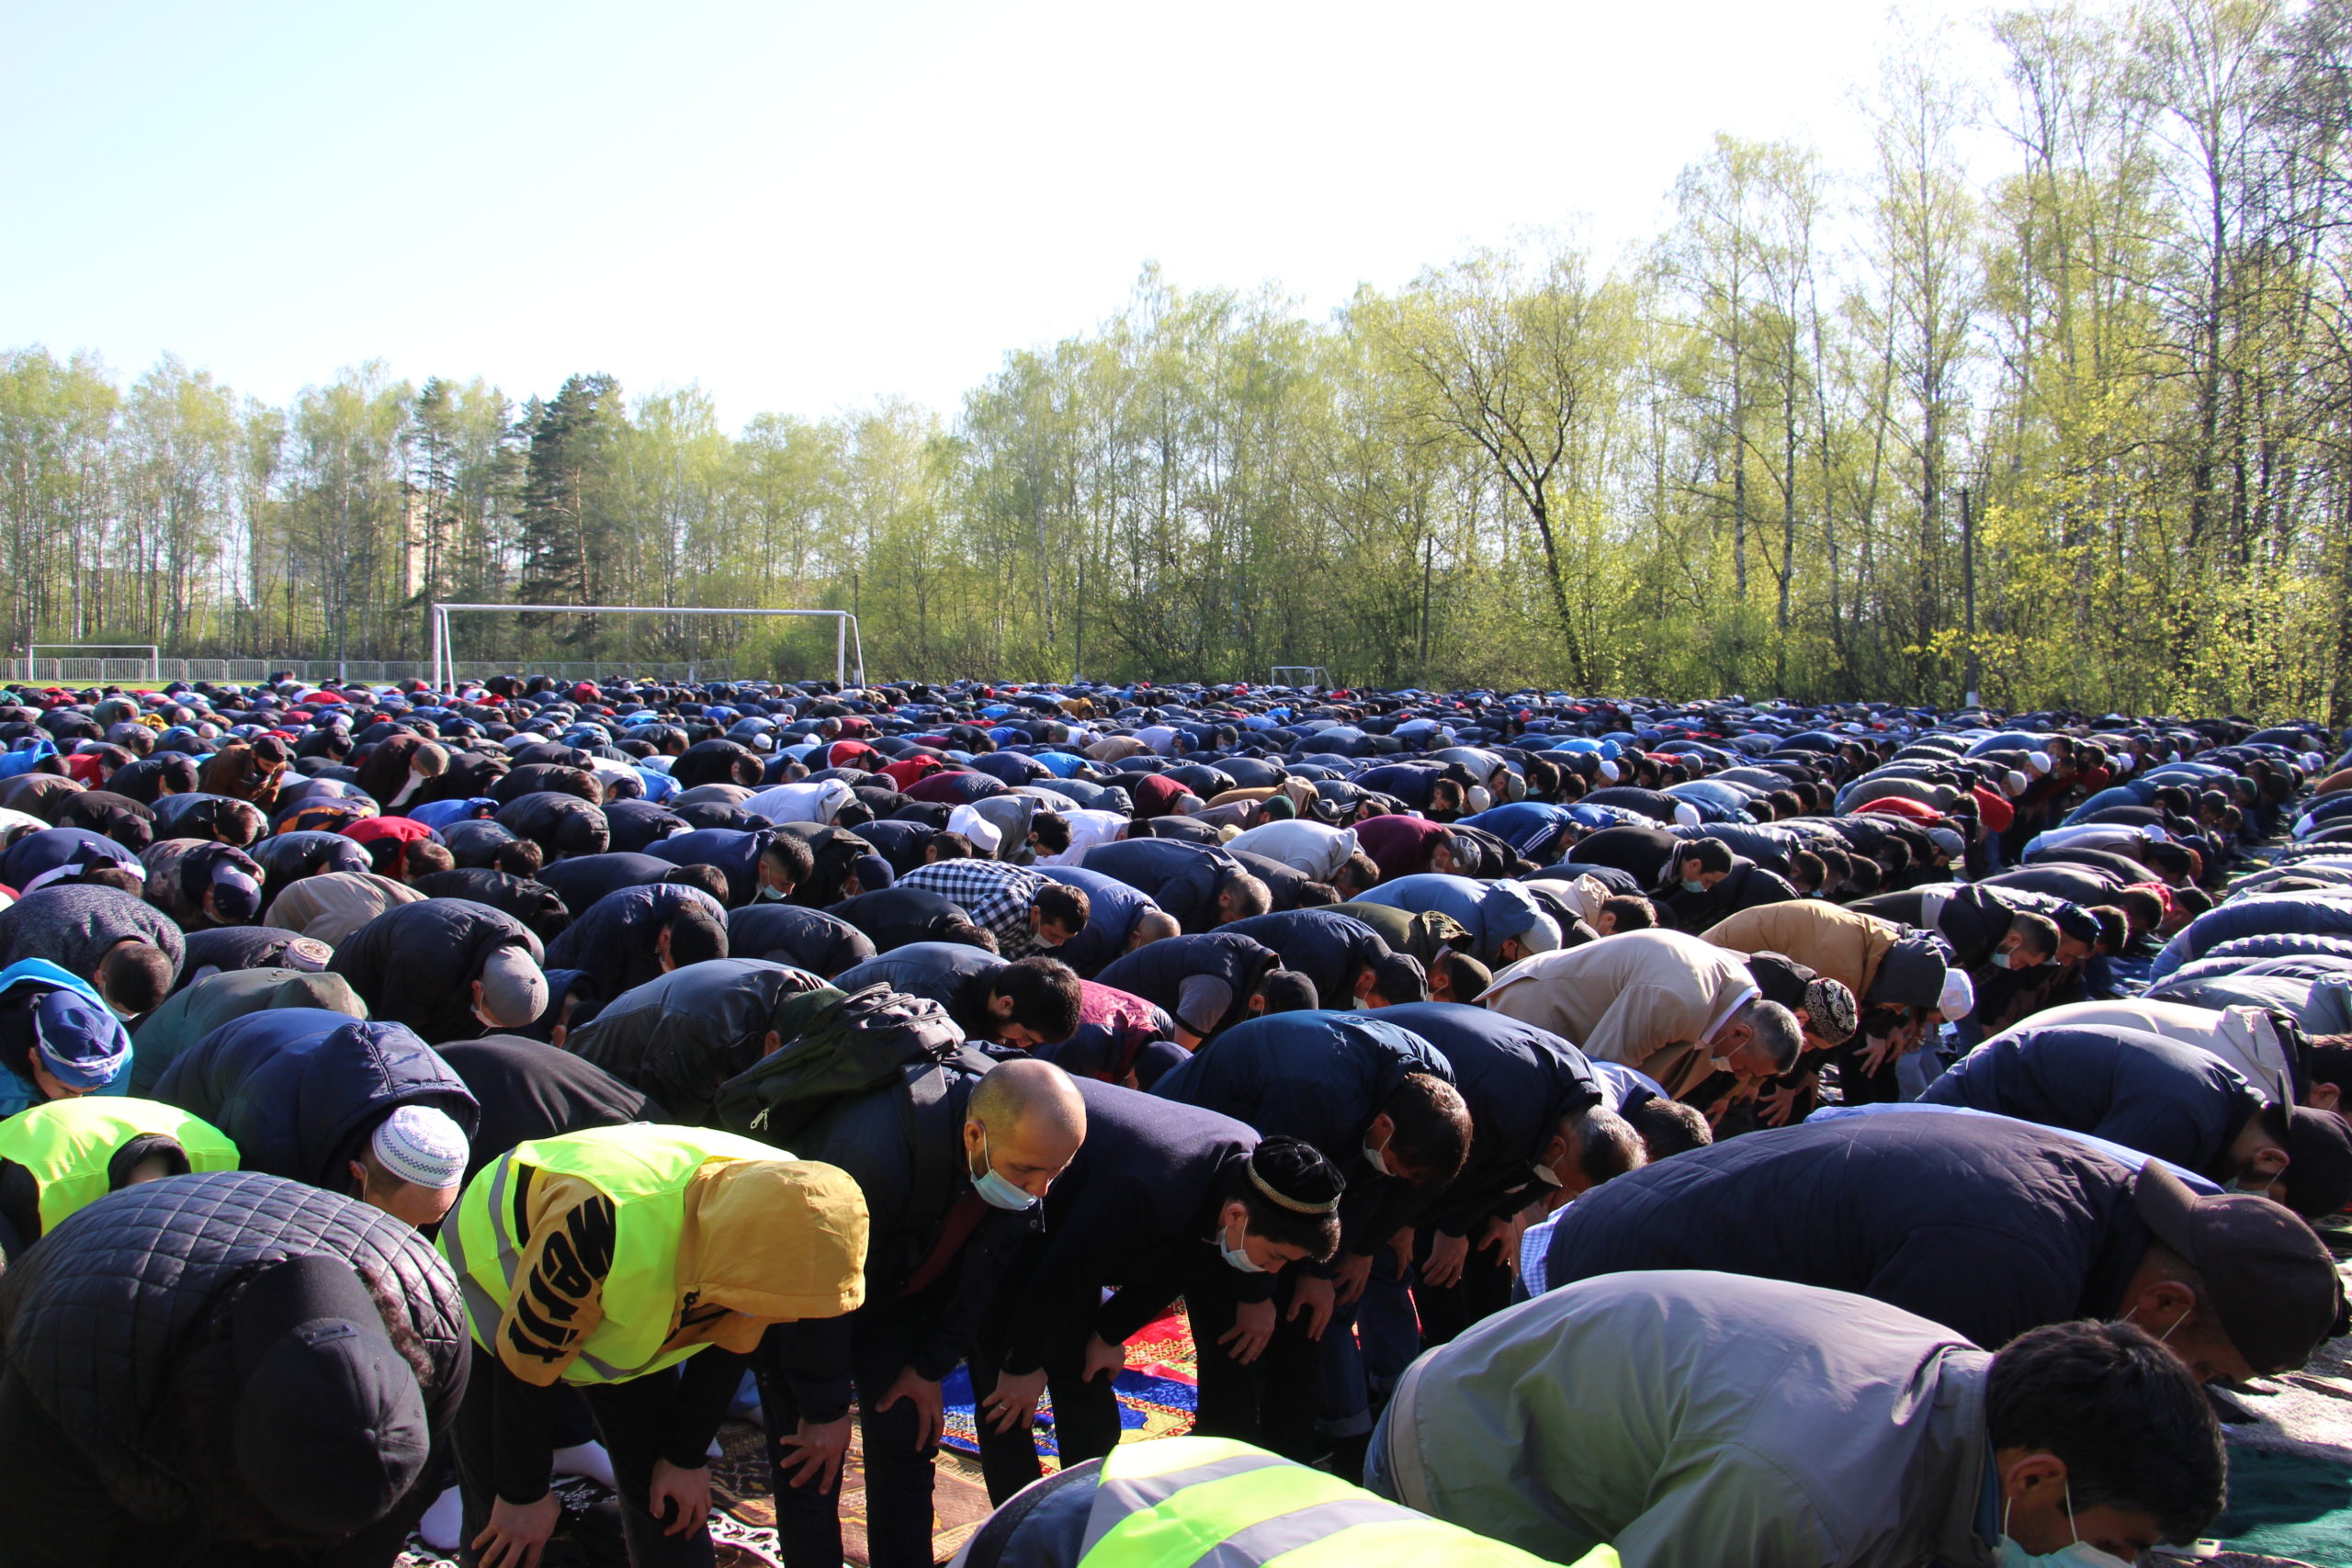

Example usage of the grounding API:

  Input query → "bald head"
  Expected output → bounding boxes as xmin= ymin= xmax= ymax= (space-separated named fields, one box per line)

xmin=964 ymin=1057 xmax=1087 ymax=1201
xmin=1128 ymin=909 xmax=1182 ymax=951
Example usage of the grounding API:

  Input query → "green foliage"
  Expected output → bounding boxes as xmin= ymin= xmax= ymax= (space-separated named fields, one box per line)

xmin=2 ymin=0 xmax=2349 ymax=716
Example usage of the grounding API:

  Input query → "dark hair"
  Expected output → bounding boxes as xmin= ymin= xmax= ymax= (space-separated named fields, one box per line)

xmin=1376 ymin=1072 xmax=1471 ymax=1186
xmin=662 ymin=863 xmax=730 ymax=903
xmin=929 ymin=830 xmax=978 ymax=862
xmin=2144 ymin=841 xmax=2198 ymax=882
xmin=1984 ymin=1321 xmax=2223 ymax=1545
xmin=1428 ymin=779 xmax=1465 ymax=816
xmin=1293 ymin=880 xmax=1338 ymax=908
xmin=1679 ymin=838 xmax=1733 ymax=876
xmin=2171 ymin=886 xmax=2215 ymax=921
xmin=402 ymin=840 xmax=455 ymax=879
xmin=1034 ymin=884 xmax=1090 ymax=933
xmin=995 ymin=956 xmax=1082 ymax=1041
xmin=759 ymin=833 xmax=816 ymax=886
xmin=2008 ymin=911 xmax=2061 ymax=960
xmin=1564 ymin=1104 xmax=1645 ymax=1186
xmin=2085 ymin=905 xmax=2128 ymax=953
xmin=1764 ymin=789 xmax=1804 ymax=820
xmin=1626 ymin=1095 xmax=1713 ymax=1158
xmin=1600 ymin=895 xmax=1656 ymax=931
xmin=1788 ymin=850 xmax=1826 ymax=890
xmin=80 ymin=864 xmax=144 ymax=896
xmin=1430 ymin=950 xmax=1491 ymax=1000
xmin=2301 ymin=1040 xmax=2352 ymax=1117
xmin=1235 ymin=1135 xmax=1344 ymax=1259
xmin=1029 ymin=811 xmax=1071 ymax=855
xmin=492 ymin=838 xmax=545 ymax=878
xmin=664 ymin=907 xmax=728 ymax=968
xmin=2110 ymin=888 xmax=2163 ymax=934
xmin=1845 ymin=858 xmax=1884 ymax=897
xmin=1336 ymin=852 xmax=1382 ymax=895
xmin=942 ymin=919 xmax=1001 ymax=953
xmin=98 ymin=942 xmax=173 ymax=1014
xmin=1368 ymin=953 xmax=1427 ymax=1005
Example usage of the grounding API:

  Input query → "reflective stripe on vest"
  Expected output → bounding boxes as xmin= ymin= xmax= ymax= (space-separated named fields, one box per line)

xmin=1074 ymin=1438 xmax=1581 ymax=1568
xmin=438 ymin=1123 xmax=784 ymax=1385
xmin=0 ymin=1095 xmax=238 ymax=1233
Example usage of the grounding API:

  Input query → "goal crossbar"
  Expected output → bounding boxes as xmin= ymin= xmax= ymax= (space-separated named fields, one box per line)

xmin=428 ymin=604 xmax=863 ymax=693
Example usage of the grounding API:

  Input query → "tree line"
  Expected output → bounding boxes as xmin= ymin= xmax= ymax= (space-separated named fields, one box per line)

xmin=4 ymin=0 xmax=2349 ymax=718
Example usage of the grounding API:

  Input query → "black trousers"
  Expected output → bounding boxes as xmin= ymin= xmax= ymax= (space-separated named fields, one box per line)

xmin=1408 ymin=1226 xmax=1514 ymax=1348
xmin=1181 ymin=1262 xmax=1325 ymax=1461
xmin=967 ymin=1340 xmax=1124 ymax=1506
xmin=454 ymin=1356 xmax=714 ymax=1568
xmin=752 ymin=1315 xmax=936 ymax=1568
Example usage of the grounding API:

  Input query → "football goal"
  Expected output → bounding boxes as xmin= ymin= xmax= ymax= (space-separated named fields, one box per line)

xmin=22 ymin=644 xmax=162 ymax=683
xmin=1269 ymin=666 xmax=1330 ymax=689
xmin=427 ymin=604 xmax=864 ymax=692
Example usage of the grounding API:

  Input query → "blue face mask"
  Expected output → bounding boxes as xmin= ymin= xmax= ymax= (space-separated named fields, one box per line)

xmin=970 ymin=1133 xmax=1037 ymax=1211
xmin=758 ymin=884 xmax=790 ymax=902
xmin=1681 ymin=877 xmax=1707 ymax=894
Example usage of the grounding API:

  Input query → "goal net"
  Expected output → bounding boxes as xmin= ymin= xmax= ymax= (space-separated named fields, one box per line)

xmin=1269 ymin=666 xmax=1330 ymax=689
xmin=428 ymin=604 xmax=864 ymax=692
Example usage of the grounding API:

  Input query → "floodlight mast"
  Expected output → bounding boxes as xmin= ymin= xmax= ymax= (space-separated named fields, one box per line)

xmin=426 ymin=604 xmax=865 ymax=693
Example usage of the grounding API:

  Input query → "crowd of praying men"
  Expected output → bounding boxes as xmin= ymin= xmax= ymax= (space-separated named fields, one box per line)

xmin=0 ymin=670 xmax=2345 ymax=1568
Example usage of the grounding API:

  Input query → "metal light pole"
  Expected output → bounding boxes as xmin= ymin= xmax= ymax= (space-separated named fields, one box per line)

xmin=1961 ymin=485 xmax=1981 ymax=708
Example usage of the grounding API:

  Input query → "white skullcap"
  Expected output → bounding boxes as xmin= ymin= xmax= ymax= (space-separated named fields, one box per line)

xmin=1938 ymin=968 xmax=1975 ymax=1021
xmin=1465 ymin=785 xmax=1493 ymax=813
xmin=370 ymin=1105 xmax=469 ymax=1189
xmin=2004 ymin=770 xmax=2028 ymax=795
xmin=1598 ymin=760 xmax=1621 ymax=784
xmin=1672 ymin=803 xmax=1702 ymax=828
xmin=2028 ymin=751 xmax=2052 ymax=774
xmin=947 ymin=803 xmax=1003 ymax=853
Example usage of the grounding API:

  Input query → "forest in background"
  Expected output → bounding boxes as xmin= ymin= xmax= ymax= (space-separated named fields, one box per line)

xmin=5 ymin=0 xmax=2351 ymax=718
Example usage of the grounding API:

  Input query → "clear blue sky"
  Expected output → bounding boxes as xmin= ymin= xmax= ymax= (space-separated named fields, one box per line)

xmin=1 ymin=0 xmax=1983 ymax=426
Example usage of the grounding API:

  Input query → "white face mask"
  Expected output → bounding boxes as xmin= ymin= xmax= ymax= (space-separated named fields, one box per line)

xmin=1995 ymin=1489 xmax=2134 ymax=1568
xmin=1530 ymin=1158 xmax=1566 ymax=1189
xmin=1218 ymin=1214 xmax=1265 ymax=1273
xmin=1992 ymin=949 xmax=2015 ymax=970
xmin=1361 ymin=1137 xmax=1394 ymax=1179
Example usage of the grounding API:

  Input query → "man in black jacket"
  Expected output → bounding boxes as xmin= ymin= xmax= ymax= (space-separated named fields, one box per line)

xmin=567 ymin=957 xmax=828 ymax=1125
xmin=727 ymin=903 xmax=877 ymax=978
xmin=326 ymin=897 xmax=548 ymax=1046
xmin=438 ymin=1034 xmax=663 ymax=1179
xmin=754 ymin=1057 xmax=1087 ymax=1568
xmin=1540 ymin=1111 xmax=2345 ymax=1384
xmin=0 ymin=1171 xmax=468 ymax=1567
xmin=967 ymin=1082 xmax=1343 ymax=1502
xmin=827 ymin=886 xmax=992 ymax=954
xmin=543 ymin=882 xmax=729 ymax=998
xmin=1921 ymin=1023 xmax=2352 ymax=1217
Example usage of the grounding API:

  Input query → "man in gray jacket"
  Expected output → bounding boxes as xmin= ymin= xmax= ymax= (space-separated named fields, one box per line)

xmin=1368 ymin=1270 xmax=2222 ymax=1568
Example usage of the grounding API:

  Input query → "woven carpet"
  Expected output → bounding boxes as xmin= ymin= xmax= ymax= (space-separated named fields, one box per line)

xmin=940 ymin=1306 xmax=1202 ymax=1463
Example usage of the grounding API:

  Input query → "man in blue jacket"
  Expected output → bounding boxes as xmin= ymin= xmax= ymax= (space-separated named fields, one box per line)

xmin=155 ymin=1009 xmax=478 ymax=1227
xmin=1921 ymin=1022 xmax=2352 ymax=1217
xmin=1539 ymin=1111 xmax=2343 ymax=1384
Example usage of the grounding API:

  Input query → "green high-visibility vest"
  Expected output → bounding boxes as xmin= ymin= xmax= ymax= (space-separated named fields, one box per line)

xmin=1073 ymin=1438 xmax=1615 ymax=1568
xmin=0 ymin=1096 xmax=239 ymax=1235
xmin=439 ymin=1122 xmax=786 ymax=1386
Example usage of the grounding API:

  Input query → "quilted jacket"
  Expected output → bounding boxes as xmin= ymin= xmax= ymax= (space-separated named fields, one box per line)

xmin=0 ymin=1169 xmax=467 ymax=1525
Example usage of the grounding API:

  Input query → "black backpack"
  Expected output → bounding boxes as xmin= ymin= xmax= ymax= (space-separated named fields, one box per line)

xmin=710 ymin=983 xmax=989 ymax=1149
